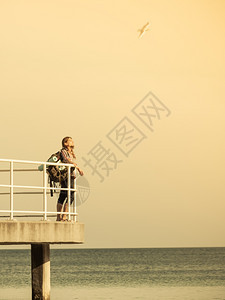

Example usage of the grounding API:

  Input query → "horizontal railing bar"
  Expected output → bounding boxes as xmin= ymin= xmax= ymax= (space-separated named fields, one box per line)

xmin=0 ymin=184 xmax=76 ymax=192
xmin=0 ymin=169 xmax=39 ymax=172
xmin=0 ymin=191 xmax=60 ymax=195
xmin=1 ymin=215 xmax=55 ymax=218
xmin=0 ymin=158 xmax=74 ymax=167
xmin=0 ymin=215 xmax=59 ymax=218
xmin=0 ymin=210 xmax=77 ymax=215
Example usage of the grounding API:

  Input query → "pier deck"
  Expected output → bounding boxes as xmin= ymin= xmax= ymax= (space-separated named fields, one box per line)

xmin=0 ymin=220 xmax=84 ymax=244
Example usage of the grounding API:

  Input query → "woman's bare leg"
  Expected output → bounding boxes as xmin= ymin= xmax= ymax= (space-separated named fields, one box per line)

xmin=62 ymin=203 xmax=68 ymax=221
xmin=56 ymin=203 xmax=63 ymax=221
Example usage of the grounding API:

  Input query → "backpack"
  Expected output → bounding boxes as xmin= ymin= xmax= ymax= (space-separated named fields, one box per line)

xmin=46 ymin=151 xmax=68 ymax=197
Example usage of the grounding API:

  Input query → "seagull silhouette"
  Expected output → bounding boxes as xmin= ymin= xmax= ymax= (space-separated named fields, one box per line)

xmin=138 ymin=22 xmax=150 ymax=38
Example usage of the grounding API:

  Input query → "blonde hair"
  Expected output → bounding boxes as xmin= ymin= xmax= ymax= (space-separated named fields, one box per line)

xmin=62 ymin=136 xmax=76 ymax=159
xmin=62 ymin=136 xmax=72 ymax=148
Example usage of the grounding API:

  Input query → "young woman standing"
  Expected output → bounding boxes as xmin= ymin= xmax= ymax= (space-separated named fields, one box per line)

xmin=57 ymin=136 xmax=84 ymax=221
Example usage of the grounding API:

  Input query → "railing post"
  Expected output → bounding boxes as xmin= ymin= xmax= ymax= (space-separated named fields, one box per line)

xmin=10 ymin=161 xmax=14 ymax=220
xmin=74 ymin=168 xmax=77 ymax=222
xmin=43 ymin=164 xmax=47 ymax=221
xmin=68 ymin=166 xmax=71 ymax=221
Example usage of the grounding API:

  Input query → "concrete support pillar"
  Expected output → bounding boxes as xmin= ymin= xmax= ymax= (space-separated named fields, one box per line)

xmin=31 ymin=244 xmax=50 ymax=300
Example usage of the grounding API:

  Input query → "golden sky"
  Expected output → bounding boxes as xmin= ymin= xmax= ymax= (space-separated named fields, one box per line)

xmin=0 ymin=0 xmax=225 ymax=248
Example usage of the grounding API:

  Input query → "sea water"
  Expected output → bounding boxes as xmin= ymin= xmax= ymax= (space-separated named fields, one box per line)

xmin=0 ymin=248 xmax=225 ymax=299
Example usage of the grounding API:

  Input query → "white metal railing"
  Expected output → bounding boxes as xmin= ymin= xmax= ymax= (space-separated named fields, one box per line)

xmin=0 ymin=158 xmax=77 ymax=221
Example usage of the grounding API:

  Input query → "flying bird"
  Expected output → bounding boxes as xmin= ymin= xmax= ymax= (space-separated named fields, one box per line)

xmin=138 ymin=22 xmax=150 ymax=38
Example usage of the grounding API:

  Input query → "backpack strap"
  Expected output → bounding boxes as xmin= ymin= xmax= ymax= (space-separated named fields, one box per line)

xmin=49 ymin=177 xmax=54 ymax=197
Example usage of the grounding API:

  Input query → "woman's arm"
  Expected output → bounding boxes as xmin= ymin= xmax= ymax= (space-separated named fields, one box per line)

xmin=61 ymin=149 xmax=84 ymax=175
xmin=61 ymin=149 xmax=77 ymax=166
